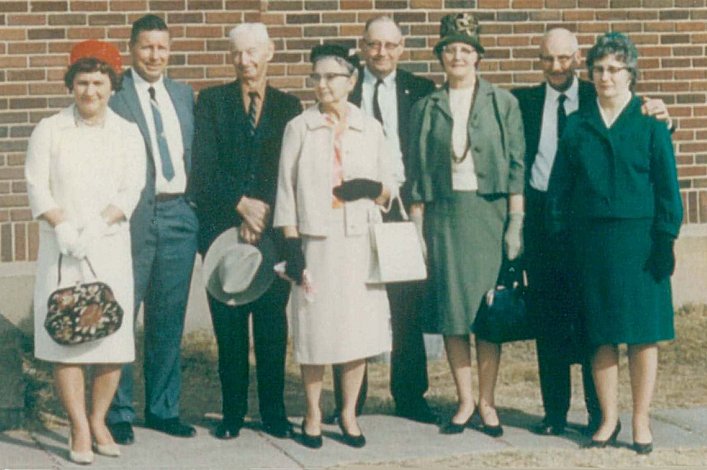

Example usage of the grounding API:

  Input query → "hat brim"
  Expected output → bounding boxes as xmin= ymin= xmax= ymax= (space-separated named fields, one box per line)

xmin=434 ymin=35 xmax=485 ymax=56
xmin=202 ymin=228 xmax=277 ymax=307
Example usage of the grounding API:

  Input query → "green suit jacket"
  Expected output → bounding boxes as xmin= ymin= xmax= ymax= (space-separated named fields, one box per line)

xmin=547 ymin=95 xmax=683 ymax=238
xmin=407 ymin=77 xmax=525 ymax=202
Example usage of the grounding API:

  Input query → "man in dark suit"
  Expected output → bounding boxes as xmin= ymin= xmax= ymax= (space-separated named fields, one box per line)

xmin=188 ymin=22 xmax=302 ymax=440
xmin=512 ymin=28 xmax=671 ymax=436
xmin=328 ymin=16 xmax=437 ymax=424
xmin=107 ymin=14 xmax=199 ymax=443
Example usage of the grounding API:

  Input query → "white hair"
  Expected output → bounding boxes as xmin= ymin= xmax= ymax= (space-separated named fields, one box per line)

xmin=228 ymin=22 xmax=269 ymax=44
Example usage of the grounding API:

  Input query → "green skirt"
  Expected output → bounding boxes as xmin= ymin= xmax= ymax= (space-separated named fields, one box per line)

xmin=421 ymin=191 xmax=507 ymax=335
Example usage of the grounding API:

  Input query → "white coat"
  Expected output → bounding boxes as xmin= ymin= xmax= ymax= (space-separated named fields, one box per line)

xmin=25 ymin=105 xmax=146 ymax=363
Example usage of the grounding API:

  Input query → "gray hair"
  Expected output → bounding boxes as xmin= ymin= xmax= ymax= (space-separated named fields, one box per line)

xmin=228 ymin=22 xmax=269 ymax=45
xmin=363 ymin=15 xmax=401 ymax=36
xmin=586 ymin=32 xmax=639 ymax=89
xmin=313 ymin=55 xmax=358 ymax=76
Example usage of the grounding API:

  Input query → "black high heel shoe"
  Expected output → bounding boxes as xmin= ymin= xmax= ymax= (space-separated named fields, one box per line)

xmin=475 ymin=409 xmax=504 ymax=438
xmin=582 ymin=420 xmax=621 ymax=449
xmin=440 ymin=413 xmax=474 ymax=435
xmin=632 ymin=441 xmax=653 ymax=455
xmin=338 ymin=420 xmax=366 ymax=448
xmin=300 ymin=419 xmax=322 ymax=449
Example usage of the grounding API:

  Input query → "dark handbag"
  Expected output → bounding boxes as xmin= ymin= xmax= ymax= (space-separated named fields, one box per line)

xmin=472 ymin=260 xmax=534 ymax=343
xmin=45 ymin=255 xmax=124 ymax=346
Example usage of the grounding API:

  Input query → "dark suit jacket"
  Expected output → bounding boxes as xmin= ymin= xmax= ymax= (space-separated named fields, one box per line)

xmin=188 ymin=80 xmax=302 ymax=254
xmin=109 ymin=69 xmax=195 ymax=257
xmin=511 ymin=79 xmax=596 ymax=186
xmin=350 ymin=67 xmax=435 ymax=202
xmin=547 ymin=96 xmax=682 ymax=238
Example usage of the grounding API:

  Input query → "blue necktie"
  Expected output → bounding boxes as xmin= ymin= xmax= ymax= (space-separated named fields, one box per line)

xmin=148 ymin=86 xmax=175 ymax=181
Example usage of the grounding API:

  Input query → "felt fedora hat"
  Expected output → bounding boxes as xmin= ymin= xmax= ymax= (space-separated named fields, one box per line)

xmin=202 ymin=228 xmax=277 ymax=306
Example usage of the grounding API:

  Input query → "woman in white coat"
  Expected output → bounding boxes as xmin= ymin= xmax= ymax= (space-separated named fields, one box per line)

xmin=25 ymin=40 xmax=145 ymax=464
xmin=274 ymin=44 xmax=395 ymax=449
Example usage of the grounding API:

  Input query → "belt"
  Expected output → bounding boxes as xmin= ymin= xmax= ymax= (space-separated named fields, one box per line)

xmin=155 ymin=193 xmax=183 ymax=203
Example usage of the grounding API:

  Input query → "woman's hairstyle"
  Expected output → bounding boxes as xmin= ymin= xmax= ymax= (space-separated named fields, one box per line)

xmin=310 ymin=43 xmax=359 ymax=75
xmin=64 ymin=57 xmax=122 ymax=91
xmin=586 ymin=32 xmax=639 ymax=90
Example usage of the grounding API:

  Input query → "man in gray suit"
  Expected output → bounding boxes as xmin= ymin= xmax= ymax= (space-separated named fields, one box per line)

xmin=107 ymin=14 xmax=198 ymax=444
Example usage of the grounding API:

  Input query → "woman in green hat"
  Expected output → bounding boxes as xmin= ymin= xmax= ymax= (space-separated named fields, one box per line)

xmin=407 ymin=13 xmax=525 ymax=437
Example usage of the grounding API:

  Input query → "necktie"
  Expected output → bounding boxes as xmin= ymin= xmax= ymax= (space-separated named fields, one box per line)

xmin=148 ymin=86 xmax=175 ymax=181
xmin=372 ymin=79 xmax=384 ymax=125
xmin=247 ymin=92 xmax=259 ymax=137
xmin=557 ymin=93 xmax=567 ymax=139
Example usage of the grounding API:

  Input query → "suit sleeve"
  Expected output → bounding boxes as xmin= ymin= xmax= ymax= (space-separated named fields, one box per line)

xmin=650 ymin=120 xmax=683 ymax=238
xmin=505 ymin=95 xmax=526 ymax=195
xmin=188 ymin=91 xmax=243 ymax=231
xmin=405 ymin=98 xmax=427 ymax=203
xmin=546 ymin=122 xmax=577 ymax=235
xmin=25 ymin=118 xmax=60 ymax=218
xmin=273 ymin=119 xmax=302 ymax=229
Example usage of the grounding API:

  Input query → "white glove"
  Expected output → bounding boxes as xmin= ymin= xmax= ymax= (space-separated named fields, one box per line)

xmin=504 ymin=211 xmax=524 ymax=261
xmin=73 ymin=216 xmax=110 ymax=259
xmin=409 ymin=210 xmax=427 ymax=262
xmin=54 ymin=222 xmax=80 ymax=256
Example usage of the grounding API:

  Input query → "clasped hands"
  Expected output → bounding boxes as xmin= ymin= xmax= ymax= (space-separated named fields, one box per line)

xmin=54 ymin=217 xmax=110 ymax=259
xmin=236 ymin=196 xmax=270 ymax=244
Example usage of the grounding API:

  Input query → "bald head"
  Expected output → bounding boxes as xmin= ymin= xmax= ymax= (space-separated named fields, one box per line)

xmin=539 ymin=28 xmax=581 ymax=92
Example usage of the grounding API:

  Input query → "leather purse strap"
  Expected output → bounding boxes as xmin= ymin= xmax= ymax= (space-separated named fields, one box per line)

xmin=57 ymin=254 xmax=98 ymax=286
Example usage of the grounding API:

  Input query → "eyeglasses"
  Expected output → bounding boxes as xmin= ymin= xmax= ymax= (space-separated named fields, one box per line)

xmin=591 ymin=65 xmax=629 ymax=76
xmin=307 ymin=72 xmax=351 ymax=84
xmin=364 ymin=41 xmax=402 ymax=52
xmin=232 ymin=47 xmax=260 ymax=60
xmin=442 ymin=45 xmax=476 ymax=56
xmin=539 ymin=54 xmax=576 ymax=65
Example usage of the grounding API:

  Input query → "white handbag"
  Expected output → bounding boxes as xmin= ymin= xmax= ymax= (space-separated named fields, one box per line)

xmin=367 ymin=195 xmax=427 ymax=284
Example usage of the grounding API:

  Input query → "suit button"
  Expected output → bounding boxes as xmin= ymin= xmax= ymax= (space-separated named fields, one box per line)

xmin=473 ymin=146 xmax=481 ymax=152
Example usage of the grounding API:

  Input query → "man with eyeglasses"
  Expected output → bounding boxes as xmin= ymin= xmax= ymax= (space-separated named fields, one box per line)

xmin=512 ymin=27 xmax=672 ymax=437
xmin=188 ymin=22 xmax=302 ymax=440
xmin=326 ymin=15 xmax=437 ymax=426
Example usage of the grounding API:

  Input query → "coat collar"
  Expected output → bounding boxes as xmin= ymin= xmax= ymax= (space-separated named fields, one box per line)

xmin=579 ymin=94 xmax=641 ymax=135
xmin=55 ymin=104 xmax=122 ymax=131
xmin=302 ymin=102 xmax=366 ymax=131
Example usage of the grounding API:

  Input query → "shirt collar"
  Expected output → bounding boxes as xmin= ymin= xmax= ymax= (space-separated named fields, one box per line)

xmin=132 ymin=68 xmax=164 ymax=92
xmin=545 ymin=75 xmax=579 ymax=104
xmin=241 ymin=80 xmax=267 ymax=102
xmin=363 ymin=67 xmax=396 ymax=88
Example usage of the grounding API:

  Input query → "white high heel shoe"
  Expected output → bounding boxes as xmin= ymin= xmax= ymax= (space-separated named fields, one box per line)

xmin=68 ymin=433 xmax=94 ymax=465
xmin=93 ymin=441 xmax=121 ymax=457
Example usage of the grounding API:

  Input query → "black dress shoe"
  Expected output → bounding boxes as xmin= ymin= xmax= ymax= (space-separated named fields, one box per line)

xmin=530 ymin=419 xmax=566 ymax=436
xmin=145 ymin=417 xmax=197 ymax=438
xmin=633 ymin=441 xmax=653 ymax=455
xmin=338 ymin=421 xmax=366 ymax=448
xmin=107 ymin=421 xmax=134 ymax=445
xmin=262 ymin=419 xmax=294 ymax=439
xmin=472 ymin=410 xmax=504 ymax=438
xmin=395 ymin=402 xmax=439 ymax=424
xmin=440 ymin=414 xmax=473 ymax=435
xmin=300 ymin=420 xmax=322 ymax=449
xmin=215 ymin=421 xmax=241 ymax=440
xmin=582 ymin=420 xmax=621 ymax=449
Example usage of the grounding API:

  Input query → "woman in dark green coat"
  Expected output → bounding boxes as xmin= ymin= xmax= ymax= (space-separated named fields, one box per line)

xmin=547 ymin=32 xmax=682 ymax=454
xmin=407 ymin=13 xmax=525 ymax=437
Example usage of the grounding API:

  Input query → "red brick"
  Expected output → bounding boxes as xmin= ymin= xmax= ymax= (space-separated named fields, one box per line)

xmin=149 ymin=0 xmax=186 ymax=10
xmin=186 ymin=25 xmax=224 ymax=38
xmin=110 ymin=1 xmax=148 ymax=11
xmin=14 ymin=223 xmax=26 ymax=261
xmin=0 ymin=195 xmax=28 ymax=208
xmin=67 ymin=27 xmax=107 ymax=39
xmin=28 ymin=222 xmax=39 ymax=261
xmin=31 ymin=1 xmax=68 ymax=12
xmin=0 ymin=2 xmax=29 ymax=12
xmin=0 ymin=28 xmax=26 ymax=40
xmin=224 ymin=0 xmax=259 ymax=9
xmin=48 ymin=13 xmax=87 ymax=25
xmin=7 ymin=69 xmax=46 ymax=81
xmin=187 ymin=0 xmax=222 ymax=9
xmin=70 ymin=0 xmax=109 ymax=10
xmin=28 ymin=28 xmax=66 ymax=40
xmin=7 ymin=14 xmax=45 ymax=25
xmin=10 ymin=208 xmax=31 ymax=221
xmin=1 ymin=224 xmax=12 ymax=262
xmin=88 ymin=13 xmax=126 ymax=25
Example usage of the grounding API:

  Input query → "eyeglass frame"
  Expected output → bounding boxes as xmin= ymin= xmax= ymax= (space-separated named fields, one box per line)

xmin=539 ymin=53 xmax=578 ymax=66
xmin=307 ymin=72 xmax=352 ymax=84
xmin=441 ymin=44 xmax=478 ymax=56
xmin=363 ymin=40 xmax=402 ymax=52
xmin=590 ymin=65 xmax=630 ymax=76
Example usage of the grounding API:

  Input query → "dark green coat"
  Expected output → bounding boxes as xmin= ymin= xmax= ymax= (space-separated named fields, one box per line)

xmin=547 ymin=95 xmax=682 ymax=239
xmin=407 ymin=78 xmax=525 ymax=202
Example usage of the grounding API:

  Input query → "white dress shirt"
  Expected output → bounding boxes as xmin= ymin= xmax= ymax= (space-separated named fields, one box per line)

xmin=529 ymin=77 xmax=580 ymax=192
xmin=361 ymin=67 xmax=405 ymax=186
xmin=132 ymin=70 xmax=186 ymax=194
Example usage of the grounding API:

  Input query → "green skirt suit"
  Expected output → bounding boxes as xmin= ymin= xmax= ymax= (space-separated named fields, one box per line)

xmin=547 ymin=97 xmax=683 ymax=346
xmin=407 ymin=80 xmax=526 ymax=335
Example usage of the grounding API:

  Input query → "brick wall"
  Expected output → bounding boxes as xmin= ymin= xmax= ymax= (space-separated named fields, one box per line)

xmin=1 ymin=0 xmax=706 ymax=262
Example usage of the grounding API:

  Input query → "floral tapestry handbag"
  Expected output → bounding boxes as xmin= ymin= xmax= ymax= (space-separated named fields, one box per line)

xmin=45 ymin=254 xmax=124 ymax=345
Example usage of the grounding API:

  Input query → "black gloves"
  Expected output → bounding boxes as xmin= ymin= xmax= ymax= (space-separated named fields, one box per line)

xmin=646 ymin=233 xmax=675 ymax=281
xmin=284 ymin=237 xmax=306 ymax=285
xmin=333 ymin=178 xmax=383 ymax=202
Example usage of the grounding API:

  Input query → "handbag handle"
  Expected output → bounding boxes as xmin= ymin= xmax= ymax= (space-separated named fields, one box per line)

xmin=380 ymin=192 xmax=409 ymax=221
xmin=56 ymin=254 xmax=98 ymax=286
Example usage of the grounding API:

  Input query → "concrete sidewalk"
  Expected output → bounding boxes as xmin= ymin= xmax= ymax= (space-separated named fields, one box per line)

xmin=1 ymin=408 xmax=706 ymax=469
